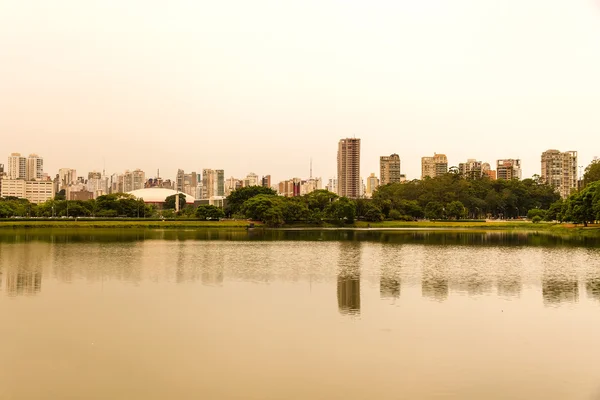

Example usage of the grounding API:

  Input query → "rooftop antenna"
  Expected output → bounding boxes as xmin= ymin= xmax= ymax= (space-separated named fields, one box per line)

xmin=310 ymin=157 xmax=313 ymax=179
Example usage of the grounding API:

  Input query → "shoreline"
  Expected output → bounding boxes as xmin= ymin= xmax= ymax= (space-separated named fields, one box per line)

xmin=0 ymin=219 xmax=599 ymax=234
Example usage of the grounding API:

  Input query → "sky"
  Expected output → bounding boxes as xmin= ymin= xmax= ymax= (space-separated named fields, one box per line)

xmin=1 ymin=0 xmax=599 ymax=183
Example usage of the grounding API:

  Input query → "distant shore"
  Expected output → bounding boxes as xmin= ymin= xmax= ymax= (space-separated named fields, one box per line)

xmin=0 ymin=219 xmax=599 ymax=234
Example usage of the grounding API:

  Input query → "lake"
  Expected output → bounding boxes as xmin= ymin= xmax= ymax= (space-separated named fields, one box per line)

xmin=1 ymin=229 xmax=600 ymax=400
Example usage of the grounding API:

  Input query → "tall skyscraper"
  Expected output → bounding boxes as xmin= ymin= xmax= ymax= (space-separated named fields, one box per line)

xmin=216 ymin=169 xmax=225 ymax=196
xmin=7 ymin=153 xmax=26 ymax=180
xmin=541 ymin=150 xmax=578 ymax=199
xmin=496 ymin=159 xmax=522 ymax=180
xmin=25 ymin=154 xmax=43 ymax=181
xmin=202 ymin=169 xmax=215 ymax=199
xmin=421 ymin=153 xmax=448 ymax=179
xmin=337 ymin=138 xmax=361 ymax=199
xmin=380 ymin=154 xmax=401 ymax=185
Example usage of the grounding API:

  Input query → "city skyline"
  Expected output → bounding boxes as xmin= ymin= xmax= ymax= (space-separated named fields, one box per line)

xmin=2 ymin=1 xmax=599 ymax=182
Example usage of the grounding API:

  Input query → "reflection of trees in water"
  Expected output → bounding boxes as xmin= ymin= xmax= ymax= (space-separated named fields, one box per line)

xmin=337 ymin=241 xmax=361 ymax=315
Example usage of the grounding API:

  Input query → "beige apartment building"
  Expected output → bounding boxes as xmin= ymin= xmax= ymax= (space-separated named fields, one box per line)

xmin=496 ymin=159 xmax=522 ymax=180
xmin=421 ymin=153 xmax=448 ymax=179
xmin=337 ymin=138 xmax=361 ymax=198
xmin=0 ymin=179 xmax=55 ymax=204
xmin=541 ymin=150 xmax=578 ymax=199
xmin=365 ymin=173 xmax=380 ymax=198
xmin=380 ymin=154 xmax=401 ymax=185
xmin=25 ymin=154 xmax=44 ymax=181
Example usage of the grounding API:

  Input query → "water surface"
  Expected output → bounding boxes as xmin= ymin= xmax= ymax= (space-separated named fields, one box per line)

xmin=1 ymin=229 xmax=600 ymax=399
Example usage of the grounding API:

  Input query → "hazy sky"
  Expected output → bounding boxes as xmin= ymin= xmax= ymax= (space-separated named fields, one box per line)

xmin=1 ymin=0 xmax=599 ymax=183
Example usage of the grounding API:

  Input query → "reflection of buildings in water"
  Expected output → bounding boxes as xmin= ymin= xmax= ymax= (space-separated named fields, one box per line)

xmin=452 ymin=274 xmax=493 ymax=296
xmin=380 ymin=276 xmax=400 ymax=299
xmin=5 ymin=267 xmax=42 ymax=296
xmin=497 ymin=276 xmax=521 ymax=297
xmin=337 ymin=242 xmax=361 ymax=315
xmin=542 ymin=277 xmax=579 ymax=304
xmin=202 ymin=269 xmax=224 ymax=286
xmin=586 ymin=278 xmax=600 ymax=302
xmin=422 ymin=275 xmax=448 ymax=301
xmin=338 ymin=275 xmax=360 ymax=315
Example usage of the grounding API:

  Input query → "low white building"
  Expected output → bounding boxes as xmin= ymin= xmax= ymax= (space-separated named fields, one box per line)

xmin=1 ymin=179 xmax=55 ymax=204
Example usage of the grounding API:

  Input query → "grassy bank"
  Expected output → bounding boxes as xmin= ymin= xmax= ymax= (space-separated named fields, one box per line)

xmin=0 ymin=219 xmax=257 ymax=229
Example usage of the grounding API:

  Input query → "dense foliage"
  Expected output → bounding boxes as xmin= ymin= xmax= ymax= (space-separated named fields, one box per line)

xmin=372 ymin=174 xmax=559 ymax=220
xmin=222 ymin=173 xmax=567 ymax=226
xmin=0 ymin=193 xmax=152 ymax=218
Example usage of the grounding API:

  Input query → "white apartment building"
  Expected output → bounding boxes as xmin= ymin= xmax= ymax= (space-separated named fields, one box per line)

xmin=25 ymin=154 xmax=44 ymax=180
xmin=7 ymin=153 xmax=26 ymax=180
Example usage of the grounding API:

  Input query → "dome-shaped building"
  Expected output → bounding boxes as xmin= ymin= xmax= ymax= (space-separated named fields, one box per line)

xmin=127 ymin=188 xmax=195 ymax=205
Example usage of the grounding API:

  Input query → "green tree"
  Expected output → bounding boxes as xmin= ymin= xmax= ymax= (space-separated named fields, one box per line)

xmin=425 ymin=201 xmax=445 ymax=220
xmin=196 ymin=205 xmax=225 ymax=220
xmin=164 ymin=193 xmax=187 ymax=211
xmin=226 ymin=186 xmax=277 ymax=216
xmin=527 ymin=208 xmax=547 ymax=220
xmin=446 ymin=201 xmax=466 ymax=220
xmin=562 ymin=182 xmax=600 ymax=226
xmin=583 ymin=159 xmax=600 ymax=187
xmin=545 ymin=200 xmax=564 ymax=222
xmin=325 ymin=197 xmax=356 ymax=223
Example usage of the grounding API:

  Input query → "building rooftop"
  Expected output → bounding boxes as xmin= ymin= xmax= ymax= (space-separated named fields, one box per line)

xmin=127 ymin=188 xmax=195 ymax=204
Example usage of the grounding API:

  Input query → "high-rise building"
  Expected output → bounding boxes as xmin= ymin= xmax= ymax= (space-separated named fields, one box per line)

xmin=496 ymin=159 xmax=522 ymax=180
xmin=261 ymin=175 xmax=271 ymax=188
xmin=176 ymin=169 xmax=185 ymax=192
xmin=458 ymin=159 xmax=485 ymax=179
xmin=25 ymin=154 xmax=43 ymax=181
xmin=176 ymin=169 xmax=198 ymax=197
xmin=541 ymin=150 xmax=578 ymax=199
xmin=58 ymin=168 xmax=77 ymax=189
xmin=7 ymin=153 xmax=26 ymax=180
xmin=380 ymin=154 xmax=401 ymax=185
xmin=88 ymin=171 xmax=102 ymax=180
xmin=202 ymin=169 xmax=215 ymax=199
xmin=326 ymin=178 xmax=337 ymax=194
xmin=122 ymin=169 xmax=145 ymax=192
xmin=421 ymin=153 xmax=448 ymax=179
xmin=216 ymin=170 xmax=225 ymax=196
xmin=365 ymin=173 xmax=379 ymax=198
xmin=337 ymin=138 xmax=361 ymax=198
xmin=278 ymin=178 xmax=301 ymax=197
xmin=244 ymin=173 xmax=259 ymax=187
xmin=225 ymin=177 xmax=243 ymax=196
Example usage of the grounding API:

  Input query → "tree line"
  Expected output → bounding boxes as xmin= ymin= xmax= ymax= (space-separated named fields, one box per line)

xmin=2 ymin=160 xmax=599 ymax=225
xmin=224 ymin=159 xmax=600 ymax=226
